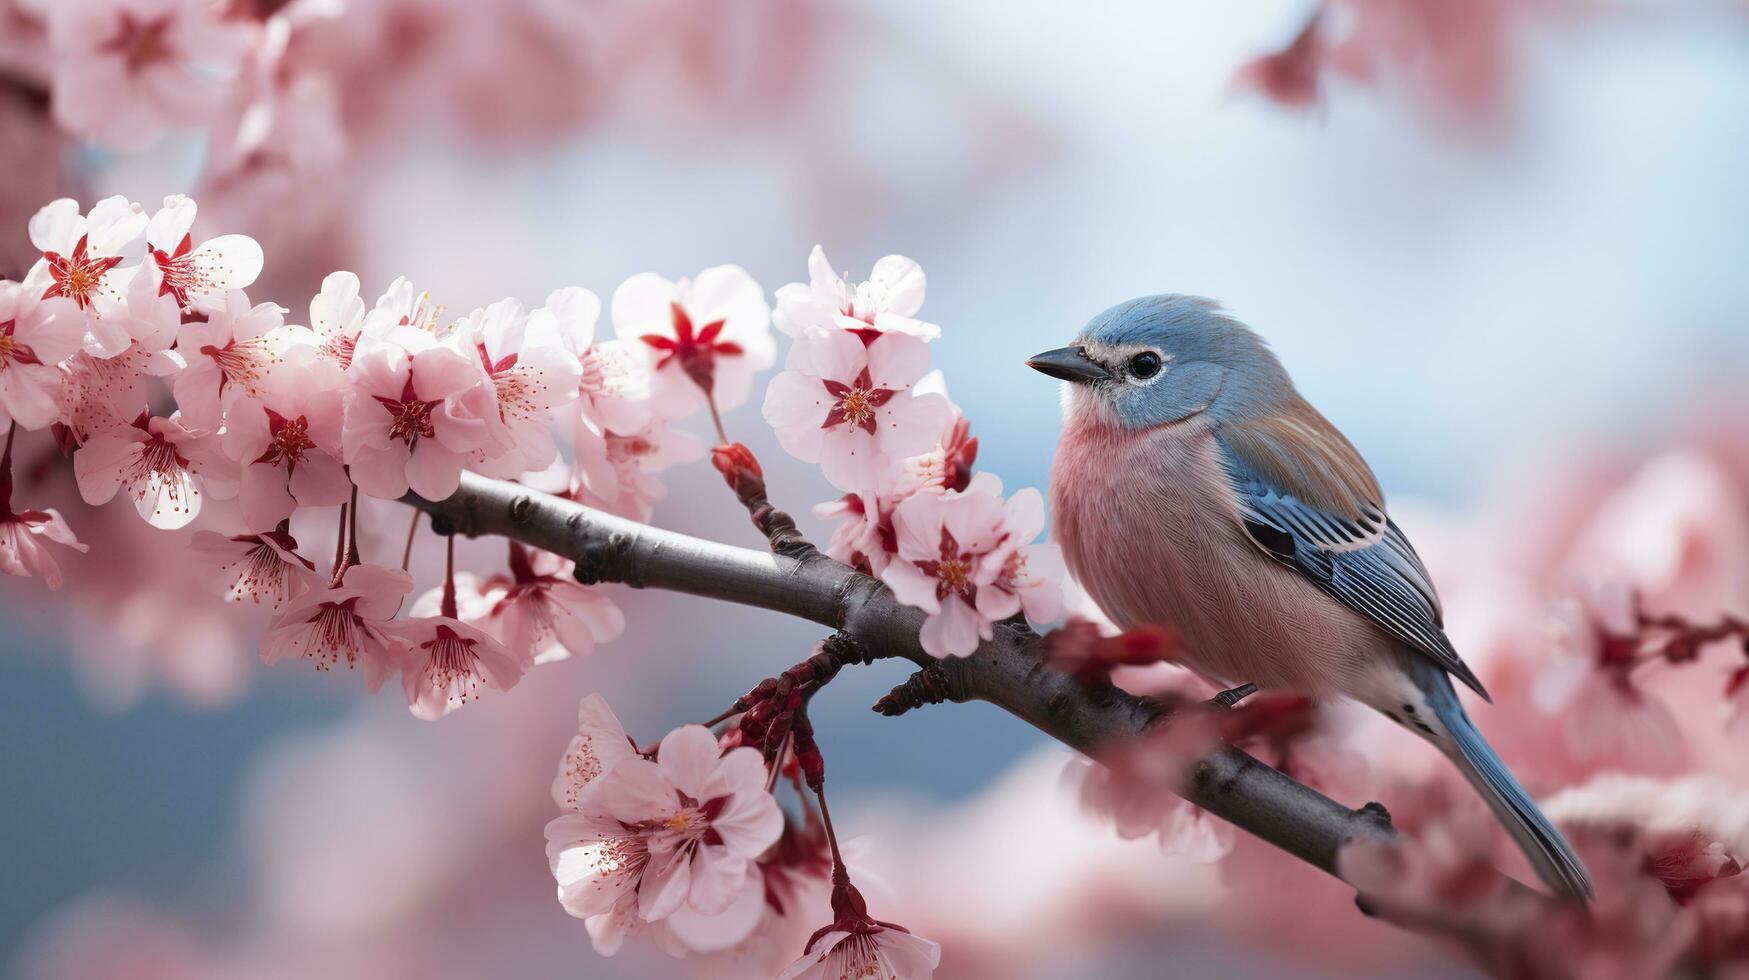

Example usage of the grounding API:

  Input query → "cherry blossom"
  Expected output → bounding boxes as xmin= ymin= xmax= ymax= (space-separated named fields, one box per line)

xmin=73 ymin=412 xmax=233 ymax=529
xmin=902 ymin=371 xmax=977 ymax=494
xmin=44 ymin=0 xmax=252 ymax=151
xmin=23 ymin=197 xmax=148 ymax=356
xmin=220 ymin=358 xmax=350 ymax=531
xmin=882 ymin=474 xmax=1061 ymax=657
xmin=762 ymin=328 xmax=949 ymax=493
xmin=189 ymin=524 xmax=323 ymax=610
xmin=451 ymin=297 xmax=582 ymax=479
xmin=1233 ymin=6 xmax=1327 ymax=111
xmin=341 ymin=330 xmax=492 ymax=500
xmin=307 ymin=270 xmax=367 ymax=372
xmin=142 ymin=195 xmax=264 ymax=314
xmin=568 ymin=416 xmax=704 ymax=523
xmin=389 ymin=607 xmax=524 ymax=721
xmin=981 ymin=487 xmax=1065 ymax=625
xmin=611 ymin=265 xmax=773 ymax=419
xmin=815 ymin=488 xmax=899 ymax=576
xmin=780 ymin=881 xmax=941 ymax=980
xmin=0 ymin=282 xmax=81 ymax=431
xmin=259 ymin=562 xmax=411 ymax=688
xmin=552 ymin=693 xmax=640 ymax=813
xmin=774 ymin=244 xmax=939 ymax=342
xmin=537 ymin=286 xmax=654 ymax=500
xmin=480 ymin=543 xmax=625 ymax=666
xmin=0 ymin=430 xmax=87 ymax=590
xmin=1533 ymin=582 xmax=1686 ymax=772
xmin=171 ymin=288 xmax=300 ymax=429
xmin=546 ymin=724 xmax=783 ymax=936
xmin=570 ymin=336 xmax=655 ymax=503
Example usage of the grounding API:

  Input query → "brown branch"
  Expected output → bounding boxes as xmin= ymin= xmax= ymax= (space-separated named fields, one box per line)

xmin=409 ymin=472 xmax=1407 ymax=880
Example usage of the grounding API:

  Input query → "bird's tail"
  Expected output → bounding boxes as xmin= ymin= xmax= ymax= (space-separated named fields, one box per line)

xmin=1408 ymin=659 xmax=1595 ymax=901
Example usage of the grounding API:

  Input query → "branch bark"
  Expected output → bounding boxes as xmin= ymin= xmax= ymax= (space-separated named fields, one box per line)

xmin=411 ymin=471 xmax=1398 ymax=878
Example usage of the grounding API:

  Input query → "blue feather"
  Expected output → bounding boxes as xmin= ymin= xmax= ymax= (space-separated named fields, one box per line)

xmin=1215 ymin=435 xmax=1491 ymax=700
xmin=1407 ymin=658 xmax=1595 ymax=900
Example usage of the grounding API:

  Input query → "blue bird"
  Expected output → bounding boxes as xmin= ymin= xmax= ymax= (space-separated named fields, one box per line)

xmin=1030 ymin=294 xmax=1593 ymax=900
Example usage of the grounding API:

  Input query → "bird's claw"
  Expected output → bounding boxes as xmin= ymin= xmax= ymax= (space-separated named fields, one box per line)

xmin=1207 ymin=683 xmax=1259 ymax=710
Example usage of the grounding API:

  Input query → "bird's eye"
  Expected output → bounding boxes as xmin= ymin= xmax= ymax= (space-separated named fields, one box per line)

xmin=1128 ymin=351 xmax=1162 ymax=380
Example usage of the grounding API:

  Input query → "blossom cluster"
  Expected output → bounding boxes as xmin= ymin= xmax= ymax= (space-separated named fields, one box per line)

xmin=544 ymin=694 xmax=939 ymax=978
xmin=0 ymin=192 xmax=788 ymax=720
xmin=763 ymin=246 xmax=1065 ymax=656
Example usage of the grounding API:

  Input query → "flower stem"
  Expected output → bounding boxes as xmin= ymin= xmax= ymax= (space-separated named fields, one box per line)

xmin=0 ymin=422 xmax=15 ymax=513
xmin=401 ymin=509 xmax=421 ymax=571
xmin=346 ymin=484 xmax=361 ymax=567
xmin=765 ymin=733 xmax=792 ymax=794
xmin=813 ymin=782 xmax=850 ymax=887
xmin=441 ymin=533 xmax=459 ymax=620
xmin=330 ymin=503 xmax=349 ymax=585
xmin=705 ymin=391 xmax=729 ymax=447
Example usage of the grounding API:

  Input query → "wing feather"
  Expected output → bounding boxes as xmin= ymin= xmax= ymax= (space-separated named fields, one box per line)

xmin=1216 ymin=403 xmax=1488 ymax=701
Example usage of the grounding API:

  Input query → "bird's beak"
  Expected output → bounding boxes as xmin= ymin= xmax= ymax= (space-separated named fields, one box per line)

xmin=1026 ymin=346 xmax=1109 ymax=383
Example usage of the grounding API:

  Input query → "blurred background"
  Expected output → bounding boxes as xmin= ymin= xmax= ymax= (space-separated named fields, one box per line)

xmin=2 ymin=0 xmax=1748 ymax=977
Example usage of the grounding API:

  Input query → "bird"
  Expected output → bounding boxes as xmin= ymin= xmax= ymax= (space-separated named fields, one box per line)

xmin=1029 ymin=294 xmax=1593 ymax=901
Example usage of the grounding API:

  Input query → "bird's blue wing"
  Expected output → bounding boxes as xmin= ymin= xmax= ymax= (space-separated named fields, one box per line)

xmin=1215 ymin=426 xmax=1490 ymax=701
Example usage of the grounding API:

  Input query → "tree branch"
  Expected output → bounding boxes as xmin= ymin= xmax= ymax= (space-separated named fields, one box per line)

xmin=411 ymin=471 xmax=1398 ymax=878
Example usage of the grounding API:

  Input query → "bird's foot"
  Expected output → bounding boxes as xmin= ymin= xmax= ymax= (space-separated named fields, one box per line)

xmin=1207 ymin=683 xmax=1259 ymax=710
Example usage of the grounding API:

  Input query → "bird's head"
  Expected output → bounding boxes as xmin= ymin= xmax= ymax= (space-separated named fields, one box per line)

xmin=1027 ymin=294 xmax=1291 ymax=431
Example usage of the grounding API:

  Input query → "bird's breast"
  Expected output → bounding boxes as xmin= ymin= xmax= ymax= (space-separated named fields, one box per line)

xmin=1049 ymin=414 xmax=1385 ymax=698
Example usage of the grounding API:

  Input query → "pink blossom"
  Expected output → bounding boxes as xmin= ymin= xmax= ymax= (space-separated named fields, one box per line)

xmin=815 ymin=487 xmax=900 ymax=576
xmin=220 ymin=359 xmax=350 ymax=531
xmin=307 ymin=270 xmax=367 ymax=372
xmin=781 ymin=880 xmax=941 ymax=980
xmin=189 ymin=525 xmax=323 ymax=610
xmin=451 ymin=297 xmax=582 ymax=479
xmin=141 ymin=195 xmax=264 ymax=314
xmin=569 ymin=416 xmax=704 ymax=522
xmin=171 ymin=289 xmax=299 ymax=429
xmin=54 ymin=345 xmax=184 ymax=446
xmin=483 ymin=543 xmax=625 ymax=666
xmin=774 ymin=244 xmax=939 ymax=342
xmin=1533 ymin=582 xmax=1687 ymax=772
xmin=781 ymin=923 xmax=941 ymax=980
xmin=260 ymin=562 xmax=410 ymax=689
xmin=23 ymin=196 xmax=148 ymax=356
xmin=73 ymin=412 xmax=233 ymax=529
xmin=903 ymin=371 xmax=978 ymax=494
xmin=982 ymin=487 xmax=1065 ymax=625
xmin=611 ymin=265 xmax=773 ymax=417
xmin=882 ymin=476 xmax=1062 ymax=657
xmin=389 ymin=607 xmax=525 ymax=721
xmin=0 ymin=282 xmax=81 ymax=430
xmin=44 ymin=0 xmax=251 ymax=151
xmin=0 ymin=432 xmax=87 ymax=590
xmin=552 ymin=693 xmax=640 ymax=813
xmin=1233 ymin=7 xmax=1326 ymax=111
xmin=545 ymin=724 xmax=783 ymax=935
xmin=341 ymin=331 xmax=492 ymax=500
xmin=762 ymin=328 xmax=949 ymax=493
xmin=538 ymin=286 xmax=655 ymax=499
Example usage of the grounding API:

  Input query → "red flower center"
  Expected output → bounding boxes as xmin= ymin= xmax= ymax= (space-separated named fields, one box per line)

xmin=420 ymin=624 xmax=485 ymax=706
xmin=42 ymin=234 xmax=124 ymax=311
xmin=914 ymin=527 xmax=977 ymax=602
xmin=820 ymin=367 xmax=896 ymax=435
xmin=373 ymin=374 xmax=440 ymax=446
xmin=256 ymin=409 xmax=315 ymax=473
xmin=0 ymin=320 xmax=41 ymax=370
xmin=104 ymin=13 xmax=175 ymax=72
xmin=641 ymin=301 xmax=744 ymax=394
xmin=151 ymin=233 xmax=212 ymax=310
